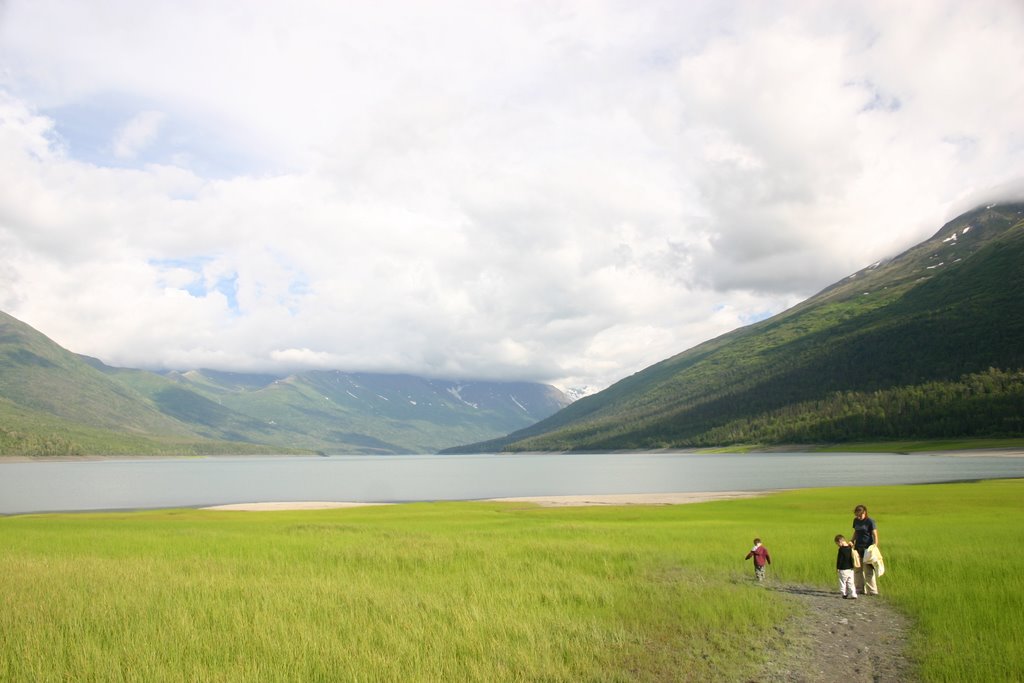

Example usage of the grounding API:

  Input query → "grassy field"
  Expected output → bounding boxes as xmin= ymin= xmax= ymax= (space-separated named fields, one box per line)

xmin=2 ymin=480 xmax=1022 ymax=681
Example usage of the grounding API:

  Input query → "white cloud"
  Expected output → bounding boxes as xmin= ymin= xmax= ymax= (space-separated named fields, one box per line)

xmin=269 ymin=348 xmax=342 ymax=368
xmin=0 ymin=1 xmax=1022 ymax=391
xmin=112 ymin=110 xmax=164 ymax=160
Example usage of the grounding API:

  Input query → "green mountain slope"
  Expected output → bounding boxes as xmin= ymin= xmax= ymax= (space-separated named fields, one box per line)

xmin=0 ymin=312 xmax=286 ymax=455
xmin=446 ymin=203 xmax=1024 ymax=452
xmin=155 ymin=369 xmax=570 ymax=454
xmin=79 ymin=359 xmax=292 ymax=446
xmin=1 ymin=310 xmax=570 ymax=455
xmin=1 ymin=311 xmax=191 ymax=434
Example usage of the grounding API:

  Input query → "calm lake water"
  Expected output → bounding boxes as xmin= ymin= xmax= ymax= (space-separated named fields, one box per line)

xmin=2 ymin=451 xmax=1024 ymax=514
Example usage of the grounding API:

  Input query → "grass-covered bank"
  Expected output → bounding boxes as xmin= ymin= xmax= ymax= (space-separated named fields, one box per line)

xmin=693 ymin=436 xmax=1024 ymax=453
xmin=2 ymin=481 xmax=1022 ymax=681
xmin=811 ymin=437 xmax=1024 ymax=453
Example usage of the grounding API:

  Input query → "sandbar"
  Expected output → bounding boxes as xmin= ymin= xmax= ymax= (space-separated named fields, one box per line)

xmin=201 ymin=491 xmax=774 ymax=511
xmin=485 ymin=491 xmax=774 ymax=506
xmin=202 ymin=501 xmax=393 ymax=511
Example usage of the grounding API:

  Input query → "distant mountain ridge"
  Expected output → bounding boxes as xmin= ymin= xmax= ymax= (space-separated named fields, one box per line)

xmin=154 ymin=366 xmax=570 ymax=454
xmin=1 ymin=313 xmax=571 ymax=455
xmin=445 ymin=202 xmax=1024 ymax=453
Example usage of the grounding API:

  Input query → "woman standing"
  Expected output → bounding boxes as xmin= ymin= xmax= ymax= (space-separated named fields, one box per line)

xmin=852 ymin=504 xmax=880 ymax=595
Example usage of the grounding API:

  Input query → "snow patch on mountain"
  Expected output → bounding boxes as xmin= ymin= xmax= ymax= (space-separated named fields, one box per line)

xmin=447 ymin=385 xmax=478 ymax=409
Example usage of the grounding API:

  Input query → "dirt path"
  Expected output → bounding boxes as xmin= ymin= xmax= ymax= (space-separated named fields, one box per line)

xmin=755 ymin=584 xmax=914 ymax=682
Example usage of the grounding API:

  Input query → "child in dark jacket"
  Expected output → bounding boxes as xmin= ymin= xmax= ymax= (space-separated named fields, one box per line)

xmin=835 ymin=534 xmax=858 ymax=599
xmin=745 ymin=538 xmax=771 ymax=582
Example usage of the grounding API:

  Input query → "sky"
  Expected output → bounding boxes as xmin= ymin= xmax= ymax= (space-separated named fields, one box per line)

xmin=1 ymin=1 xmax=1022 ymax=393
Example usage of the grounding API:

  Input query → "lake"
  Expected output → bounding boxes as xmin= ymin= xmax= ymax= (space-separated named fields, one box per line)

xmin=2 ymin=451 xmax=1024 ymax=514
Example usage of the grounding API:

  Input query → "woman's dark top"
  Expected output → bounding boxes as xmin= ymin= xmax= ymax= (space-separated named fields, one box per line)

xmin=852 ymin=515 xmax=877 ymax=551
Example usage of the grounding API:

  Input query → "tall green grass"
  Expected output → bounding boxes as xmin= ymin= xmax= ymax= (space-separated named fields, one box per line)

xmin=2 ymin=480 xmax=1022 ymax=681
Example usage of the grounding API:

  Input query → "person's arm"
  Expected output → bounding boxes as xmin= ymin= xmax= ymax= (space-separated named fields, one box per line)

xmin=872 ymin=520 xmax=879 ymax=547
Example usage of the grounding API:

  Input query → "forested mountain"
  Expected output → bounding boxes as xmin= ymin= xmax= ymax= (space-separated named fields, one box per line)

xmin=0 ymin=312 xmax=570 ymax=455
xmin=445 ymin=203 xmax=1024 ymax=453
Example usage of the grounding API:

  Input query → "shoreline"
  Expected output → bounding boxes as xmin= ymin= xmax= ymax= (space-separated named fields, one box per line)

xmin=205 ymin=490 xmax=777 ymax=511
xmin=916 ymin=448 xmax=1024 ymax=458
xmin=483 ymin=490 xmax=775 ymax=507
xmin=202 ymin=501 xmax=396 ymax=511
xmin=3 ymin=447 xmax=1024 ymax=464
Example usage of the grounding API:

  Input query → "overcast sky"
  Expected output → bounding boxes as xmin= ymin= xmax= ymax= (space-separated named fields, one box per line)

xmin=1 ymin=1 xmax=1022 ymax=392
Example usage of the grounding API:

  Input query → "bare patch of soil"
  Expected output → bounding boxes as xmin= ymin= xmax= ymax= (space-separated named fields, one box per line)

xmin=754 ymin=584 xmax=915 ymax=682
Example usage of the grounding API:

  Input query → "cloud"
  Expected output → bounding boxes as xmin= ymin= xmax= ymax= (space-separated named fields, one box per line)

xmin=269 ymin=347 xmax=342 ymax=368
xmin=0 ymin=1 xmax=1022 ymax=391
xmin=673 ymin=3 xmax=1024 ymax=293
xmin=112 ymin=110 xmax=164 ymax=160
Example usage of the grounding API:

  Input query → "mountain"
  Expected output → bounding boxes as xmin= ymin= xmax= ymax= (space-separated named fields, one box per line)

xmin=104 ymin=365 xmax=571 ymax=454
xmin=1 ymin=313 xmax=571 ymax=455
xmin=0 ymin=310 xmax=281 ymax=455
xmin=445 ymin=202 xmax=1024 ymax=453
